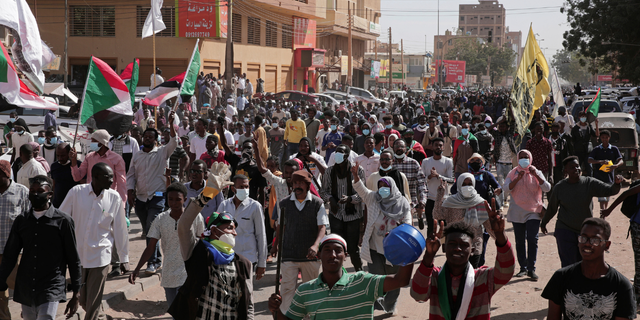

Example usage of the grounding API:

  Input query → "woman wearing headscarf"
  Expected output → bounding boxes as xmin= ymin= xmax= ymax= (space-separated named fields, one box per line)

xmin=435 ymin=172 xmax=493 ymax=268
xmin=366 ymin=150 xmax=411 ymax=202
xmin=384 ymin=134 xmax=398 ymax=153
xmin=352 ymin=163 xmax=412 ymax=315
xmin=368 ymin=115 xmax=384 ymax=134
xmin=505 ymin=149 xmax=550 ymax=281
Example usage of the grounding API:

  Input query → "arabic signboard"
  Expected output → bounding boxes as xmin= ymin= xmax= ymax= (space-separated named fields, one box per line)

xmin=317 ymin=67 xmax=341 ymax=73
xmin=597 ymin=75 xmax=612 ymax=82
xmin=293 ymin=17 xmax=316 ymax=49
xmin=176 ymin=0 xmax=227 ymax=38
xmin=369 ymin=22 xmax=381 ymax=35
xmin=435 ymin=60 xmax=466 ymax=83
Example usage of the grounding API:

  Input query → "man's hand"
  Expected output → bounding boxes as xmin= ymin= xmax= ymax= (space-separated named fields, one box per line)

xmin=351 ymin=163 xmax=359 ymax=178
xmin=168 ymin=111 xmax=175 ymax=124
xmin=120 ymin=262 xmax=129 ymax=274
xmin=328 ymin=142 xmax=336 ymax=149
xmin=256 ymin=267 xmax=266 ymax=280
xmin=270 ymin=245 xmax=278 ymax=257
xmin=127 ymin=190 xmax=135 ymax=207
xmin=437 ymin=178 xmax=446 ymax=191
xmin=494 ymin=188 xmax=502 ymax=196
xmin=425 ymin=219 xmax=444 ymax=256
xmin=69 ymin=148 xmax=78 ymax=166
xmin=329 ymin=198 xmax=339 ymax=214
xmin=64 ymin=292 xmax=80 ymax=319
xmin=528 ymin=166 xmax=536 ymax=174
xmin=268 ymin=293 xmax=283 ymax=314
xmin=339 ymin=195 xmax=350 ymax=204
xmin=601 ymin=207 xmax=613 ymax=219
xmin=517 ymin=170 xmax=525 ymax=180
xmin=541 ymin=224 xmax=548 ymax=235
xmin=615 ymin=175 xmax=624 ymax=184
xmin=206 ymin=163 xmax=234 ymax=192
xmin=485 ymin=198 xmax=506 ymax=245
xmin=307 ymin=244 xmax=318 ymax=260
xmin=428 ymin=167 xmax=439 ymax=179
xmin=129 ymin=269 xmax=140 ymax=284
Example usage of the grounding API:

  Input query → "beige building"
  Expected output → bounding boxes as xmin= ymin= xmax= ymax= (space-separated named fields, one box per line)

xmin=459 ymin=0 xmax=506 ymax=47
xmin=29 ymin=0 xmax=339 ymax=95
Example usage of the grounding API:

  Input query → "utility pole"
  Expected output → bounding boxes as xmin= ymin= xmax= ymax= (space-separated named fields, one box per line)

xmin=401 ymin=39 xmax=404 ymax=87
xmin=225 ymin=0 xmax=234 ymax=99
xmin=347 ymin=3 xmax=353 ymax=87
xmin=388 ymin=27 xmax=392 ymax=90
xmin=64 ymin=0 xmax=68 ymax=103
xmin=437 ymin=0 xmax=440 ymax=92
xmin=374 ymin=39 xmax=378 ymax=91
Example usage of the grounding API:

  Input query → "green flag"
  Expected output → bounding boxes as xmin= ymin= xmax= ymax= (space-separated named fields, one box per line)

xmin=119 ymin=58 xmax=139 ymax=106
xmin=586 ymin=88 xmax=601 ymax=123
xmin=180 ymin=41 xmax=201 ymax=97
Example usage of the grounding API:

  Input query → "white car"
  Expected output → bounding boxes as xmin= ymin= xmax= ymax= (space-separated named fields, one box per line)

xmin=385 ymin=91 xmax=407 ymax=102
xmin=346 ymin=87 xmax=385 ymax=105
xmin=321 ymin=90 xmax=358 ymax=105
xmin=314 ymin=93 xmax=340 ymax=107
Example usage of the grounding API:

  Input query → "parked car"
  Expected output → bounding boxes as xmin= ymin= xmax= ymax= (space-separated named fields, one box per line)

xmin=407 ymin=89 xmax=425 ymax=99
xmin=321 ymin=90 xmax=358 ymax=105
xmin=314 ymin=93 xmax=340 ymax=107
xmin=570 ymin=98 xmax=622 ymax=119
xmin=345 ymin=86 xmax=385 ymax=105
xmin=385 ymin=91 xmax=407 ymax=102
xmin=591 ymin=113 xmax=639 ymax=179
xmin=264 ymin=90 xmax=320 ymax=106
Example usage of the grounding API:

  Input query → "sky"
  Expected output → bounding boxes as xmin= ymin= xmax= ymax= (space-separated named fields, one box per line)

xmin=378 ymin=0 xmax=570 ymax=60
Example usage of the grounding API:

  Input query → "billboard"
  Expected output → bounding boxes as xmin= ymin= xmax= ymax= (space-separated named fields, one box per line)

xmin=434 ymin=60 xmax=466 ymax=83
xmin=293 ymin=17 xmax=317 ymax=49
xmin=176 ymin=0 xmax=228 ymax=38
xmin=597 ymin=75 xmax=612 ymax=82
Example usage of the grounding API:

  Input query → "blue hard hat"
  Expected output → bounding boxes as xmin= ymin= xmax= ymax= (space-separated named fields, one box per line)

xmin=383 ymin=224 xmax=426 ymax=266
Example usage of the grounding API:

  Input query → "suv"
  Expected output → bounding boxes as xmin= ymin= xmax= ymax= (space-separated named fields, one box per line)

xmin=345 ymin=87 xmax=385 ymax=105
xmin=570 ymin=98 xmax=622 ymax=119
xmin=266 ymin=90 xmax=320 ymax=107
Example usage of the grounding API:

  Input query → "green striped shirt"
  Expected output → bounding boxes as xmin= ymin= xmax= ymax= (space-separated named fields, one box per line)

xmin=286 ymin=268 xmax=386 ymax=320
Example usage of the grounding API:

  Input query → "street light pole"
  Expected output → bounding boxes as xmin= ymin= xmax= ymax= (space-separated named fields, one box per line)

xmin=437 ymin=0 xmax=441 ymax=93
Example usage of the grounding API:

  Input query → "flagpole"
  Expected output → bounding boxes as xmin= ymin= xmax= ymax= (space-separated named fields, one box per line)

xmin=175 ymin=38 xmax=200 ymax=114
xmin=73 ymin=57 xmax=93 ymax=148
xmin=152 ymin=4 xmax=158 ymax=125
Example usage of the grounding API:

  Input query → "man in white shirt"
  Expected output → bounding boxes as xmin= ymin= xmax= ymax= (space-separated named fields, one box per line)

xmin=237 ymin=95 xmax=248 ymax=118
xmin=127 ymin=114 xmax=178 ymax=274
xmin=59 ymin=162 xmax=129 ymax=320
xmin=16 ymin=144 xmax=47 ymax=187
xmin=327 ymin=134 xmax=358 ymax=166
xmin=10 ymin=126 xmax=33 ymax=163
xmin=246 ymin=79 xmax=254 ymax=98
xmin=420 ymin=137 xmax=454 ymax=234
xmin=355 ymin=136 xmax=380 ymax=178
xmin=150 ymin=68 xmax=164 ymax=89
xmin=555 ymin=106 xmax=575 ymax=135
xmin=189 ymin=119 xmax=211 ymax=160
xmin=216 ymin=174 xmax=267 ymax=318
xmin=226 ymin=98 xmax=238 ymax=123
xmin=237 ymin=73 xmax=246 ymax=97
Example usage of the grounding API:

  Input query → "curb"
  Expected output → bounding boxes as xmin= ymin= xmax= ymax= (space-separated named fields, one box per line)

xmin=58 ymin=273 xmax=161 ymax=320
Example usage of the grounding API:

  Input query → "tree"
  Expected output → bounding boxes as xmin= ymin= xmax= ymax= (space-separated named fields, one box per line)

xmin=551 ymin=49 xmax=591 ymax=84
xmin=444 ymin=38 xmax=516 ymax=85
xmin=562 ymin=0 xmax=640 ymax=83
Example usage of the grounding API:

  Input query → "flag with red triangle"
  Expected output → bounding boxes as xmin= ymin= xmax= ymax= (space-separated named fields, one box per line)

xmin=119 ymin=58 xmax=139 ymax=106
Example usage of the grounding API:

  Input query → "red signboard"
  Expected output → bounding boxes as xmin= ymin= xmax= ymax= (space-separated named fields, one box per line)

xmin=293 ymin=17 xmax=316 ymax=49
xmin=176 ymin=0 xmax=228 ymax=38
xmin=597 ymin=75 xmax=612 ymax=82
xmin=434 ymin=60 xmax=466 ymax=83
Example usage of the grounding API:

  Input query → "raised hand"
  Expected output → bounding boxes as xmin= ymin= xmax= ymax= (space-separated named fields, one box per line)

xmin=425 ymin=219 xmax=444 ymax=256
xmin=600 ymin=207 xmax=613 ymax=219
xmin=351 ymin=162 xmax=360 ymax=183
xmin=615 ymin=175 xmax=624 ymax=184
xmin=485 ymin=198 xmax=507 ymax=245
xmin=437 ymin=178 xmax=447 ymax=191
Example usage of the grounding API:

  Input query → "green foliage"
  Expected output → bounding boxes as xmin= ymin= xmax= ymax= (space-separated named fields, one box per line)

xmin=444 ymin=38 xmax=516 ymax=85
xmin=562 ymin=0 xmax=640 ymax=83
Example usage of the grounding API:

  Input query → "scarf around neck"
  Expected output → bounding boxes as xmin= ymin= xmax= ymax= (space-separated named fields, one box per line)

xmin=437 ymin=262 xmax=475 ymax=320
xmin=202 ymin=239 xmax=235 ymax=265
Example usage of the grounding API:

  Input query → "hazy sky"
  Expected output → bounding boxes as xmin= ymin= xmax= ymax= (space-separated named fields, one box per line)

xmin=378 ymin=0 xmax=569 ymax=60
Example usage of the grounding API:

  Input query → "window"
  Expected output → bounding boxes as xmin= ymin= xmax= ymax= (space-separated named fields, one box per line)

xmin=248 ymin=17 xmax=261 ymax=45
xmin=448 ymin=39 xmax=452 ymax=46
xmin=295 ymin=0 xmax=308 ymax=3
xmin=266 ymin=21 xmax=277 ymax=47
xmin=136 ymin=6 xmax=175 ymax=37
xmin=232 ymin=13 xmax=242 ymax=43
xmin=282 ymin=24 xmax=292 ymax=49
xmin=70 ymin=6 xmax=115 ymax=37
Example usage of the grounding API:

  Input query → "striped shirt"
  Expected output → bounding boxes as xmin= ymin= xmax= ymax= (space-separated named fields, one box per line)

xmin=319 ymin=166 xmax=365 ymax=222
xmin=410 ymin=241 xmax=515 ymax=320
xmin=286 ymin=268 xmax=385 ymax=320
xmin=0 ymin=182 xmax=30 ymax=254
xmin=393 ymin=157 xmax=427 ymax=206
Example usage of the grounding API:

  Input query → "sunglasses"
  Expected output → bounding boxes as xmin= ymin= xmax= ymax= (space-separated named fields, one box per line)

xmin=190 ymin=169 xmax=204 ymax=174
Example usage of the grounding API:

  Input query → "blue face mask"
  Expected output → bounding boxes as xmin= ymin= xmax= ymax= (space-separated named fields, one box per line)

xmin=330 ymin=125 xmax=337 ymax=131
xmin=518 ymin=158 xmax=530 ymax=169
xmin=9 ymin=118 xmax=16 ymax=123
xmin=334 ymin=152 xmax=345 ymax=164
xmin=485 ymin=123 xmax=491 ymax=127
xmin=461 ymin=128 xmax=469 ymax=136
xmin=17 ymin=131 xmax=24 ymax=135
xmin=380 ymin=165 xmax=392 ymax=171
xmin=90 ymin=142 xmax=100 ymax=152
xmin=385 ymin=124 xmax=393 ymax=129
xmin=378 ymin=187 xmax=391 ymax=198
xmin=362 ymin=129 xmax=370 ymax=136
xmin=37 ymin=137 xmax=45 ymax=144
xmin=50 ymin=137 xmax=57 ymax=144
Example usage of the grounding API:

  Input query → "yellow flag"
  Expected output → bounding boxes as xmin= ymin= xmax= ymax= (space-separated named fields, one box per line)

xmin=509 ymin=26 xmax=551 ymax=147
xmin=380 ymin=59 xmax=388 ymax=77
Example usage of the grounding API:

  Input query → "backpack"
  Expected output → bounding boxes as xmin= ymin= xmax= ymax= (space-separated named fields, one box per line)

xmin=621 ymin=179 xmax=640 ymax=219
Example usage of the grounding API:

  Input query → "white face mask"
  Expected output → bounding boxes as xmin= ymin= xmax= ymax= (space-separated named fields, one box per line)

xmin=235 ymin=188 xmax=249 ymax=201
xmin=460 ymin=186 xmax=477 ymax=198
xmin=216 ymin=228 xmax=236 ymax=248
xmin=394 ymin=153 xmax=405 ymax=159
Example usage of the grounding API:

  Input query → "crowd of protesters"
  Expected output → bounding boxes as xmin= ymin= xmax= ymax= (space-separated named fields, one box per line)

xmin=0 ymin=77 xmax=636 ymax=320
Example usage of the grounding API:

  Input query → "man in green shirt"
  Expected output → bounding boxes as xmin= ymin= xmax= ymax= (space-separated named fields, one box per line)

xmin=268 ymin=234 xmax=414 ymax=319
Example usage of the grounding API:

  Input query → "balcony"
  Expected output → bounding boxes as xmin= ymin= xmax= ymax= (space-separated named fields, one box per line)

xmin=246 ymin=0 xmax=326 ymax=20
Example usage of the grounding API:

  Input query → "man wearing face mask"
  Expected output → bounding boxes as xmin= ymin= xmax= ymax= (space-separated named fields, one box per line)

xmin=70 ymin=129 xmax=127 ymax=206
xmin=60 ymin=163 xmax=129 ymax=320
xmin=402 ymin=130 xmax=427 ymax=165
xmin=172 ymin=163 xmax=253 ymax=319
xmin=50 ymin=143 xmax=83 ymax=208
xmin=382 ymin=115 xmax=401 ymax=148
xmin=321 ymin=144 xmax=366 ymax=271
xmin=108 ymin=127 xmax=139 ymax=174
xmin=216 ymin=175 xmax=267 ymax=319
xmin=571 ymin=111 xmax=599 ymax=177
xmin=453 ymin=122 xmax=479 ymax=179
xmin=16 ymin=144 xmax=47 ymax=188
xmin=413 ymin=115 xmax=429 ymax=147
xmin=439 ymin=113 xmax=458 ymax=157
xmin=127 ymin=114 xmax=178 ymax=275
xmin=555 ymin=106 xmax=575 ymax=135
xmin=354 ymin=122 xmax=371 ymax=155
xmin=327 ymin=135 xmax=358 ymax=166
xmin=0 ymin=175 xmax=82 ymax=320
xmin=321 ymin=117 xmax=344 ymax=163
xmin=40 ymin=127 xmax=59 ymax=166
xmin=392 ymin=139 xmax=428 ymax=228
xmin=421 ymin=138 xmax=454 ymax=233
xmin=9 ymin=124 xmax=34 ymax=164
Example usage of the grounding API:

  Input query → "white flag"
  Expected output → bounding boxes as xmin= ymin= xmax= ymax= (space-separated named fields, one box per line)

xmin=0 ymin=0 xmax=54 ymax=95
xmin=142 ymin=0 xmax=166 ymax=39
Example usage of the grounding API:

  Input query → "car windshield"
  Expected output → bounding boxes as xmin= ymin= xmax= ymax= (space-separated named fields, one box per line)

xmin=573 ymin=101 xmax=621 ymax=113
xmin=607 ymin=129 xmax=637 ymax=148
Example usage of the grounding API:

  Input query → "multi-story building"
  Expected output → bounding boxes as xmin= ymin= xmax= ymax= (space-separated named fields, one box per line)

xmin=458 ymin=0 xmax=506 ymax=47
xmin=316 ymin=0 xmax=381 ymax=89
xmin=29 ymin=0 xmax=344 ymax=95
xmin=505 ymin=28 xmax=523 ymax=66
